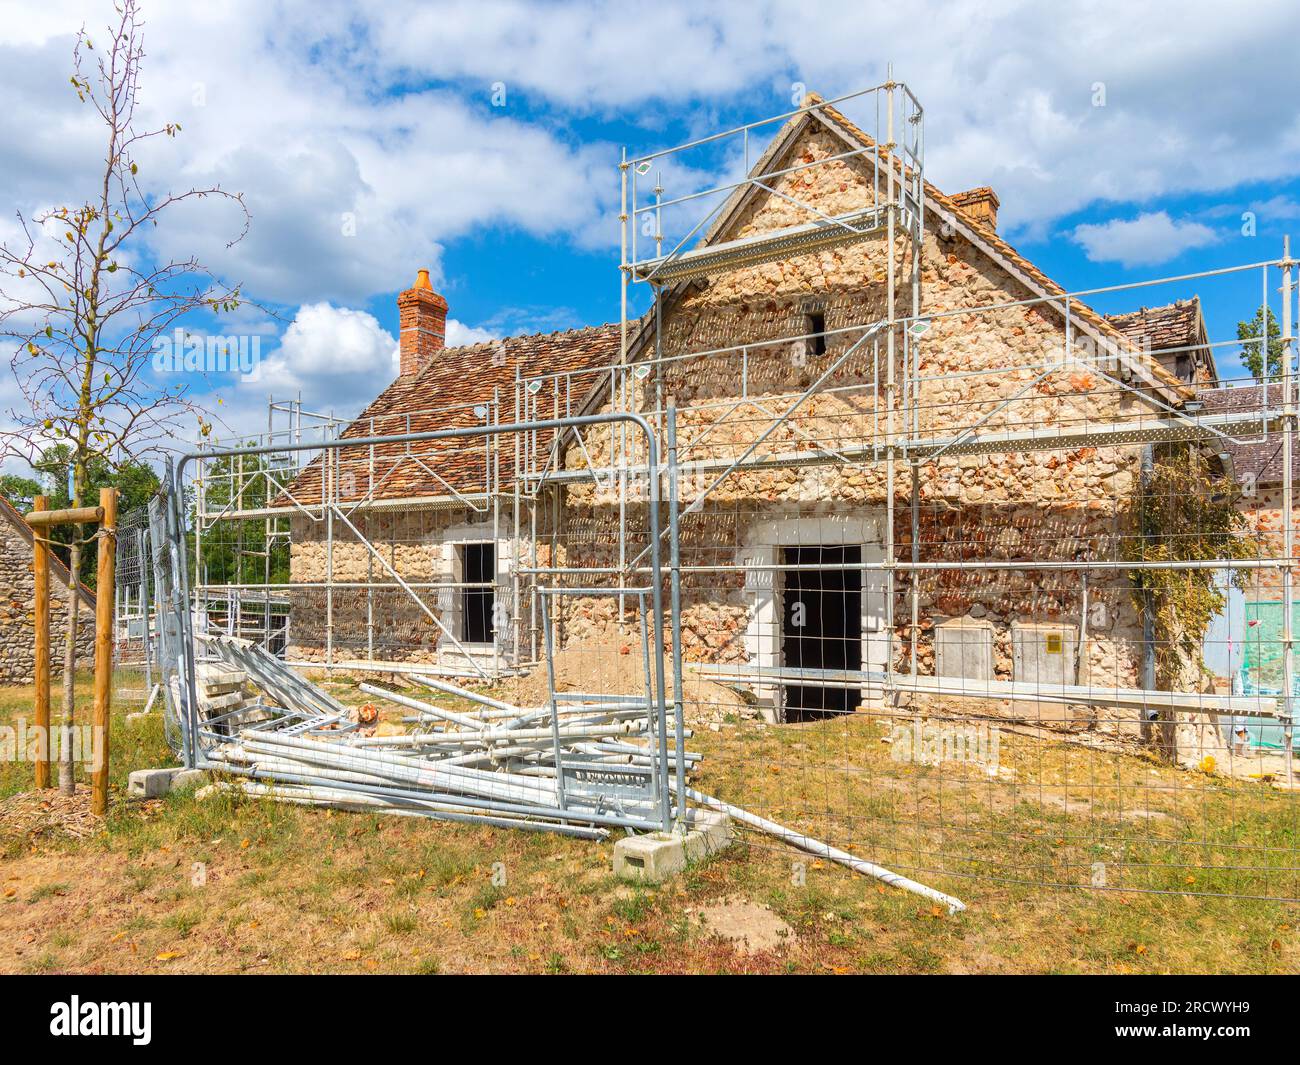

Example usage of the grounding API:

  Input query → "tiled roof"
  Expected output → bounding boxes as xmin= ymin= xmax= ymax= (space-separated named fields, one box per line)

xmin=279 ymin=323 xmax=623 ymax=506
xmin=1196 ymin=383 xmax=1296 ymax=484
xmin=1106 ymin=298 xmax=1203 ymax=352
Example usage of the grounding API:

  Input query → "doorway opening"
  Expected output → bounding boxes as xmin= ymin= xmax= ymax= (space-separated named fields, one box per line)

xmin=460 ymin=542 xmax=495 ymax=643
xmin=782 ymin=545 xmax=862 ymax=718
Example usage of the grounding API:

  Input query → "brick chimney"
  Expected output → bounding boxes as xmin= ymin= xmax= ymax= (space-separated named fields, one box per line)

xmin=950 ymin=187 xmax=1000 ymax=232
xmin=397 ymin=268 xmax=448 ymax=377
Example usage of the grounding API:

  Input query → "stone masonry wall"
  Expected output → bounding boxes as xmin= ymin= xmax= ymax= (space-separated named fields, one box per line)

xmin=286 ymin=506 xmax=511 ymax=665
xmin=0 ymin=516 xmax=96 ymax=685
xmin=558 ymin=121 xmax=1157 ymax=719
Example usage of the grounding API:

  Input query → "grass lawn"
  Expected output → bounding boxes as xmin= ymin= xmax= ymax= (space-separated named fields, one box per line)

xmin=0 ymin=671 xmax=1297 ymax=974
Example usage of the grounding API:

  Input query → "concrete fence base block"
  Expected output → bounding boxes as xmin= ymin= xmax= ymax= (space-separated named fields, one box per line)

xmin=127 ymin=767 xmax=207 ymax=798
xmin=613 ymin=810 xmax=732 ymax=883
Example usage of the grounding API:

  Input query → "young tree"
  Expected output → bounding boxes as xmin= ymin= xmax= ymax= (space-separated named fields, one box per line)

xmin=0 ymin=0 xmax=249 ymax=794
xmin=1238 ymin=304 xmax=1285 ymax=381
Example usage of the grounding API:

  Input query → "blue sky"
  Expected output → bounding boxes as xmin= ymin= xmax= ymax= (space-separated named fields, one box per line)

xmin=1 ymin=0 xmax=1299 ymax=456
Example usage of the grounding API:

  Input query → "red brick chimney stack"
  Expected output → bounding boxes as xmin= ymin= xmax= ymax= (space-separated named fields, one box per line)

xmin=397 ymin=268 xmax=448 ymax=377
xmin=950 ymin=187 xmax=1000 ymax=232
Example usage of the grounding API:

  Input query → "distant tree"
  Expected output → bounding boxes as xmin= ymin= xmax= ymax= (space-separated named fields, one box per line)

xmin=0 ymin=0 xmax=249 ymax=794
xmin=0 ymin=474 xmax=43 ymax=511
xmin=194 ymin=449 xmax=290 ymax=587
xmin=1238 ymin=305 xmax=1286 ymax=381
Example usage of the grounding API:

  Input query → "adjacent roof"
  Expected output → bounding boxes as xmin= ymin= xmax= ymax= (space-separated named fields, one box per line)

xmin=0 ymin=493 xmax=96 ymax=609
xmin=1196 ymin=383 xmax=1296 ymax=485
xmin=279 ymin=323 xmax=622 ymax=506
xmin=1104 ymin=297 xmax=1218 ymax=387
xmin=1107 ymin=298 xmax=1204 ymax=352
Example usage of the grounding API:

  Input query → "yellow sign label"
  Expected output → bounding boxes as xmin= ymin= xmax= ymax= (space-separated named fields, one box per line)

xmin=1045 ymin=633 xmax=1063 ymax=655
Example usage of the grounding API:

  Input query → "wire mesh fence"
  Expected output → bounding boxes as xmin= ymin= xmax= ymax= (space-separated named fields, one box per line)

xmin=112 ymin=503 xmax=154 ymax=705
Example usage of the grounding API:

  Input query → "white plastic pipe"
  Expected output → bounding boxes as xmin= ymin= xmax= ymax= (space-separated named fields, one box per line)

xmin=680 ymin=785 xmax=967 ymax=914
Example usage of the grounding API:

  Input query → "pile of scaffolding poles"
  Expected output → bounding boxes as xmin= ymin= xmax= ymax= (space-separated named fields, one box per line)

xmin=204 ymin=672 xmax=698 ymax=839
xmin=196 ymin=656 xmax=966 ymax=906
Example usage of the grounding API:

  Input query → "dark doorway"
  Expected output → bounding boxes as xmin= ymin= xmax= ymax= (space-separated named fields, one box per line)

xmin=782 ymin=545 xmax=862 ymax=717
xmin=461 ymin=543 xmax=495 ymax=643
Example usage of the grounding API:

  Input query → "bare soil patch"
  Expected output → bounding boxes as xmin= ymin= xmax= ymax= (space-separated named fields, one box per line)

xmin=694 ymin=895 xmax=794 ymax=954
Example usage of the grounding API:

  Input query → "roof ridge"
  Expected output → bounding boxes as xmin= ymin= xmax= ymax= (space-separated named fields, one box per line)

xmin=1106 ymin=295 xmax=1202 ymax=320
xmin=442 ymin=320 xmax=622 ymax=353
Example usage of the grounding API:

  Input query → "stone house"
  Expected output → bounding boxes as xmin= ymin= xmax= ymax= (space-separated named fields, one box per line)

xmin=0 ymin=493 xmax=96 ymax=684
xmin=277 ymin=97 xmax=1244 ymax=742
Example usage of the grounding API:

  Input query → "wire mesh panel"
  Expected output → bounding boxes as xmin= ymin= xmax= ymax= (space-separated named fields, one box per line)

xmin=169 ymin=412 xmax=678 ymax=834
xmin=112 ymin=503 xmax=154 ymax=703
xmin=646 ymin=270 xmax=1300 ymax=903
xmin=148 ymin=485 xmax=190 ymax=756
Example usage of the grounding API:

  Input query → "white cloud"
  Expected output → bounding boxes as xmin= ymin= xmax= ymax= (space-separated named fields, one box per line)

xmin=206 ymin=305 xmax=497 ymax=443
xmin=1071 ymin=211 xmax=1221 ymax=267
xmin=367 ymin=0 xmax=1300 ymax=235
xmin=5 ymin=0 xmax=1295 ymax=301
xmin=1251 ymin=195 xmax=1300 ymax=222
xmin=5 ymin=0 xmax=1300 ymax=457
xmin=0 ymin=4 xmax=616 ymax=308
xmin=246 ymin=302 xmax=397 ymax=396
xmin=446 ymin=319 xmax=497 ymax=347
xmin=198 ymin=302 xmax=400 ymax=444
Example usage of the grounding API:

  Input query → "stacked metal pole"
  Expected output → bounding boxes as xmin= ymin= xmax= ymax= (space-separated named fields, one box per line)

xmin=205 ymin=671 xmax=693 ymax=837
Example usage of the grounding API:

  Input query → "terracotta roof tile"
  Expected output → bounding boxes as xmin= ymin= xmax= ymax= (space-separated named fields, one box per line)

xmin=1106 ymin=298 xmax=1203 ymax=352
xmin=1196 ymin=382 xmax=1295 ymax=484
xmin=279 ymin=323 xmax=623 ymax=506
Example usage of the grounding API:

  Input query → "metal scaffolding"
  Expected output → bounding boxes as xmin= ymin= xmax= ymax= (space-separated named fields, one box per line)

xmin=169 ymin=79 xmax=1300 ymax=900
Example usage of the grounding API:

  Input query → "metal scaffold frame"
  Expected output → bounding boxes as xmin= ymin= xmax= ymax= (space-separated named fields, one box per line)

xmin=167 ymin=411 xmax=683 ymax=835
xmin=169 ymin=78 xmax=1300 ymax=901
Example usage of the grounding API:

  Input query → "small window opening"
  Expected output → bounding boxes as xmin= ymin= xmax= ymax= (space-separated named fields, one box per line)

xmin=807 ymin=312 xmax=827 ymax=357
xmin=461 ymin=543 xmax=495 ymax=643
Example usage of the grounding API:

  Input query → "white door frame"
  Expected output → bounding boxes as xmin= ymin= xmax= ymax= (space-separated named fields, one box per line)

xmin=740 ymin=513 xmax=888 ymax=710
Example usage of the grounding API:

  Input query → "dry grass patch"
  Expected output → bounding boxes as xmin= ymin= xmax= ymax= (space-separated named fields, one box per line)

xmin=0 ymin=672 xmax=1297 ymax=973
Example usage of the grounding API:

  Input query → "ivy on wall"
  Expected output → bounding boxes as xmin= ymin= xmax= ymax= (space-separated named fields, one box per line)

xmin=1126 ymin=442 xmax=1258 ymax=687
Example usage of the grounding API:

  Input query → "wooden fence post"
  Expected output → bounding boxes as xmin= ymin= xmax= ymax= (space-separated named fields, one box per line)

xmin=92 ymin=487 xmax=118 ymax=816
xmin=32 ymin=495 xmax=50 ymax=789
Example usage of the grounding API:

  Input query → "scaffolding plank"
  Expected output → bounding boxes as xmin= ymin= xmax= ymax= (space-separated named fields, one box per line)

xmin=529 ymin=410 xmax=1284 ymax=486
xmin=632 ymin=202 xmax=905 ymax=283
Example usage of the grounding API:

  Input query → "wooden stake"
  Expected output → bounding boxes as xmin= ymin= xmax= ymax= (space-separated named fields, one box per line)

xmin=92 ymin=487 xmax=117 ymax=817
xmin=32 ymin=495 xmax=50 ymax=789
